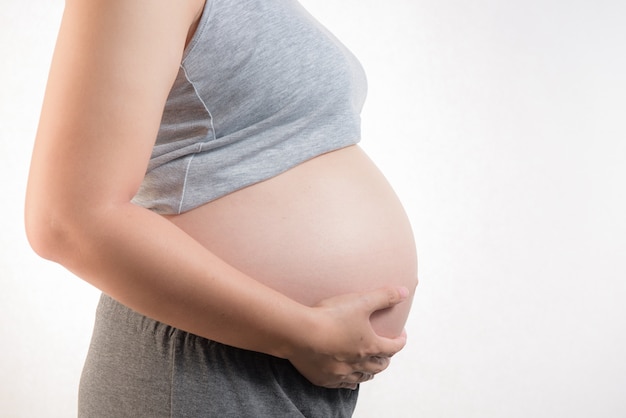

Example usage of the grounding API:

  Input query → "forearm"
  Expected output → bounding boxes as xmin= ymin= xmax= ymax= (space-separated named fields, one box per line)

xmin=30 ymin=201 xmax=309 ymax=359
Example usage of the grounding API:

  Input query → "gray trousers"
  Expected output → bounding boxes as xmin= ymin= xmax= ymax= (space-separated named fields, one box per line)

xmin=78 ymin=294 xmax=358 ymax=417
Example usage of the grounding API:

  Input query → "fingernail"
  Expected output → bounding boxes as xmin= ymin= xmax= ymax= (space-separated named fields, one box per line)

xmin=398 ymin=286 xmax=409 ymax=298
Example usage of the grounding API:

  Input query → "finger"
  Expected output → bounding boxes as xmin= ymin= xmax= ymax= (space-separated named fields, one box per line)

xmin=361 ymin=286 xmax=409 ymax=314
xmin=356 ymin=355 xmax=390 ymax=376
xmin=337 ymin=382 xmax=359 ymax=390
xmin=353 ymin=372 xmax=374 ymax=383
xmin=372 ymin=330 xmax=407 ymax=359
xmin=336 ymin=372 xmax=373 ymax=390
xmin=365 ymin=355 xmax=390 ymax=373
xmin=344 ymin=372 xmax=374 ymax=385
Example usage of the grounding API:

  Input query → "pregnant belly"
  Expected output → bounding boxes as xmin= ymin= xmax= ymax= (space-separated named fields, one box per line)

xmin=165 ymin=145 xmax=417 ymax=338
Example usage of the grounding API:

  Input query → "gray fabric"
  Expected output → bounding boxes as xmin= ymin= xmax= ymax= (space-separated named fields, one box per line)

xmin=78 ymin=294 xmax=359 ymax=417
xmin=131 ymin=0 xmax=367 ymax=214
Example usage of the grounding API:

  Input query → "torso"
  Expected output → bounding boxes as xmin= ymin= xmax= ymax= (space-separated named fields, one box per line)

xmin=162 ymin=4 xmax=416 ymax=338
xmin=165 ymin=145 xmax=417 ymax=338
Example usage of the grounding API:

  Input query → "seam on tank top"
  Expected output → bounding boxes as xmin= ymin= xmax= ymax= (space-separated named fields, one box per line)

xmin=181 ymin=0 xmax=213 ymax=63
xmin=177 ymin=153 xmax=196 ymax=214
xmin=181 ymin=65 xmax=217 ymax=148
xmin=177 ymin=65 xmax=217 ymax=214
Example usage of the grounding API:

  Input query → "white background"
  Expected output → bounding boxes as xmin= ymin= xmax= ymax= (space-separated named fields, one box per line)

xmin=1 ymin=0 xmax=625 ymax=417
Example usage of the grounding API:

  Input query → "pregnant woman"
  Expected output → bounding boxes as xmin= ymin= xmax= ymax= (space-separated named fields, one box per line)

xmin=25 ymin=0 xmax=417 ymax=416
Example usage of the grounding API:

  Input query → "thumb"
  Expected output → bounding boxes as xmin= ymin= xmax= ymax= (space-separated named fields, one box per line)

xmin=362 ymin=286 xmax=409 ymax=314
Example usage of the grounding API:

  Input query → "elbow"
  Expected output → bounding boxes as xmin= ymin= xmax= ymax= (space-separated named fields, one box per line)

xmin=25 ymin=204 xmax=71 ymax=263
xmin=24 ymin=194 xmax=84 ymax=265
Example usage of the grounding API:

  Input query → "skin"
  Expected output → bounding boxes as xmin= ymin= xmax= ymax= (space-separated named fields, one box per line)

xmin=165 ymin=145 xmax=418 ymax=339
xmin=25 ymin=0 xmax=410 ymax=390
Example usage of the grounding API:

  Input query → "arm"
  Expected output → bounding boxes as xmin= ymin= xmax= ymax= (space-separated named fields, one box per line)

xmin=25 ymin=0 xmax=407 ymax=389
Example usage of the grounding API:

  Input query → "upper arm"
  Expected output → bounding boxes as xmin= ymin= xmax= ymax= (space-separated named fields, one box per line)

xmin=27 ymin=0 xmax=203 ymax=215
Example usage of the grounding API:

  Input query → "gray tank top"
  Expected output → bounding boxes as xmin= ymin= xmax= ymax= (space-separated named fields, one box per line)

xmin=132 ymin=0 xmax=368 ymax=214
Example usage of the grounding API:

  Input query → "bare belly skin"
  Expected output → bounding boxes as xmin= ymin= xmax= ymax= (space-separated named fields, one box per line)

xmin=165 ymin=145 xmax=417 ymax=338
